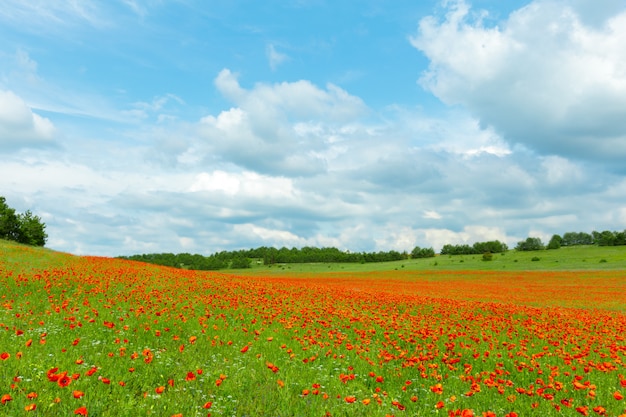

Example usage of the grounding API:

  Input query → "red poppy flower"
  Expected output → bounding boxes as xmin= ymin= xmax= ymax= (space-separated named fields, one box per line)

xmin=74 ymin=406 xmax=88 ymax=416
xmin=0 ymin=352 xmax=9 ymax=360
xmin=58 ymin=373 xmax=72 ymax=388
xmin=73 ymin=390 xmax=84 ymax=399
xmin=1 ymin=394 xmax=12 ymax=405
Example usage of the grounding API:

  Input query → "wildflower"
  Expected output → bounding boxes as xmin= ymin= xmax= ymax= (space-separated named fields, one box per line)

xmin=1 ymin=394 xmax=12 ymax=404
xmin=73 ymin=390 xmax=85 ymax=399
xmin=74 ymin=406 xmax=88 ymax=416
xmin=58 ymin=373 xmax=72 ymax=388
xmin=430 ymin=383 xmax=443 ymax=394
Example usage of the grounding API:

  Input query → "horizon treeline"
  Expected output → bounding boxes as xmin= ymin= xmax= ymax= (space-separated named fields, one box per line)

xmin=119 ymin=246 xmax=411 ymax=270
xmin=118 ymin=229 xmax=626 ymax=271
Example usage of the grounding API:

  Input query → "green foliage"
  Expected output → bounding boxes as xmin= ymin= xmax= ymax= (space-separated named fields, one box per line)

xmin=593 ymin=230 xmax=626 ymax=246
xmin=482 ymin=252 xmax=493 ymax=261
xmin=547 ymin=234 xmax=562 ymax=250
xmin=561 ymin=231 xmax=593 ymax=246
xmin=411 ymin=246 xmax=435 ymax=258
xmin=230 ymin=255 xmax=251 ymax=269
xmin=515 ymin=237 xmax=545 ymax=251
xmin=0 ymin=196 xmax=47 ymax=246
xmin=440 ymin=240 xmax=508 ymax=255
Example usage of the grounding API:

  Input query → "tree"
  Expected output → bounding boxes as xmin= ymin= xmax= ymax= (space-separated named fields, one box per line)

xmin=596 ymin=230 xmax=616 ymax=246
xmin=230 ymin=255 xmax=251 ymax=269
xmin=515 ymin=237 xmax=544 ymax=251
xmin=0 ymin=197 xmax=47 ymax=247
xmin=411 ymin=246 xmax=435 ymax=259
xmin=546 ymin=234 xmax=562 ymax=250
xmin=16 ymin=210 xmax=48 ymax=246
xmin=0 ymin=197 xmax=21 ymax=241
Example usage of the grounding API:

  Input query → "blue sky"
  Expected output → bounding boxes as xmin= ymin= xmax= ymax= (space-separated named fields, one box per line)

xmin=2 ymin=0 xmax=626 ymax=257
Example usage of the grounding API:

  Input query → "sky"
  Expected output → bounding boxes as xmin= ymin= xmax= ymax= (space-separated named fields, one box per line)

xmin=1 ymin=0 xmax=626 ymax=257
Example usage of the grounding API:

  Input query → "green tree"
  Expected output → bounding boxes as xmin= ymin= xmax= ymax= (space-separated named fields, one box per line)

xmin=0 ymin=197 xmax=21 ymax=241
xmin=230 ymin=255 xmax=251 ymax=269
xmin=16 ymin=210 xmax=48 ymax=246
xmin=515 ymin=237 xmax=544 ymax=251
xmin=411 ymin=246 xmax=435 ymax=258
xmin=1 ymin=197 xmax=47 ymax=246
xmin=546 ymin=234 xmax=562 ymax=250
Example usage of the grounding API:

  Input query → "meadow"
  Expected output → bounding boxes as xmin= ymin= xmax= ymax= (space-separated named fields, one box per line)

xmin=1 ymin=240 xmax=625 ymax=416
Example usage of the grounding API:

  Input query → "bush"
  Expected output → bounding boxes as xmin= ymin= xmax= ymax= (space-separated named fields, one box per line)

xmin=482 ymin=252 xmax=493 ymax=261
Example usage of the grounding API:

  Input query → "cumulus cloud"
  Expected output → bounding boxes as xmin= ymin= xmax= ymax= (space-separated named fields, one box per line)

xmin=410 ymin=0 xmax=626 ymax=163
xmin=0 ymin=90 xmax=56 ymax=150
xmin=194 ymin=69 xmax=369 ymax=176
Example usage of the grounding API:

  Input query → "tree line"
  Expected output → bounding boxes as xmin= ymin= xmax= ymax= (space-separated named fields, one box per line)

xmin=518 ymin=230 xmax=626 ymax=251
xmin=0 ymin=197 xmax=47 ymax=247
xmin=119 ymin=246 xmax=413 ymax=270
xmin=440 ymin=240 xmax=509 ymax=255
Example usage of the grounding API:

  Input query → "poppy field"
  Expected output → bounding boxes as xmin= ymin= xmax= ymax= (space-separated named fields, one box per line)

xmin=1 ymin=243 xmax=626 ymax=416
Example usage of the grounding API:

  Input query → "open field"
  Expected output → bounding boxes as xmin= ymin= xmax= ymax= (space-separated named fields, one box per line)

xmin=1 ymin=240 xmax=625 ymax=416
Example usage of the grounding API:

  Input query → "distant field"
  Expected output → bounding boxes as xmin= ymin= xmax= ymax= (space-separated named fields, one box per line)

xmin=234 ymin=245 xmax=626 ymax=274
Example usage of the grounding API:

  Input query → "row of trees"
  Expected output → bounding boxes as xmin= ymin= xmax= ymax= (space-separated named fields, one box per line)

xmin=440 ymin=240 xmax=509 ymax=255
xmin=120 ymin=246 xmax=414 ymax=270
xmin=516 ymin=230 xmax=626 ymax=251
xmin=122 ymin=229 xmax=626 ymax=270
xmin=0 ymin=197 xmax=47 ymax=247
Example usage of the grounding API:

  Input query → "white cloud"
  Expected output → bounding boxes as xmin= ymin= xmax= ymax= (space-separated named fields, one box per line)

xmin=411 ymin=0 xmax=626 ymax=162
xmin=0 ymin=90 xmax=56 ymax=150
xmin=189 ymin=170 xmax=295 ymax=200
xmin=423 ymin=210 xmax=442 ymax=220
xmin=197 ymin=69 xmax=369 ymax=175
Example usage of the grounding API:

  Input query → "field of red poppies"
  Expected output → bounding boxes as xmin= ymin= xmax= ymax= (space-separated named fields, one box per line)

xmin=1 ymin=243 xmax=625 ymax=416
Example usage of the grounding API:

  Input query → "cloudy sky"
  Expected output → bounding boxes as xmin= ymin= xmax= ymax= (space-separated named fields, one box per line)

xmin=2 ymin=0 xmax=626 ymax=257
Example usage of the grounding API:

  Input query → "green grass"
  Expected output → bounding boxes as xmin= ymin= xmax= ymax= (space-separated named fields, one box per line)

xmin=2 ymin=239 xmax=626 ymax=416
xmin=232 ymin=245 xmax=626 ymax=274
